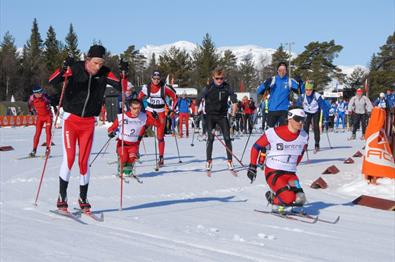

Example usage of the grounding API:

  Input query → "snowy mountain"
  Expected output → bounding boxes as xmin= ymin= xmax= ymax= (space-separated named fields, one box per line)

xmin=139 ymin=41 xmax=366 ymax=76
xmin=139 ymin=41 xmax=277 ymax=69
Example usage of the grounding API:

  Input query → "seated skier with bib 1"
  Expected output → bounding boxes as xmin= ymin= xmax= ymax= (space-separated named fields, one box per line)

xmin=247 ymin=106 xmax=308 ymax=211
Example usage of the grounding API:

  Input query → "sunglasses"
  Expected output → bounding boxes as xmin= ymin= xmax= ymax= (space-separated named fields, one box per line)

xmin=214 ymin=77 xmax=224 ymax=80
xmin=152 ymin=77 xmax=161 ymax=80
xmin=292 ymin=115 xmax=305 ymax=123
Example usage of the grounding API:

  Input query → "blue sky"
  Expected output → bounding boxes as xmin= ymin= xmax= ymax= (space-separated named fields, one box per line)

xmin=1 ymin=0 xmax=394 ymax=66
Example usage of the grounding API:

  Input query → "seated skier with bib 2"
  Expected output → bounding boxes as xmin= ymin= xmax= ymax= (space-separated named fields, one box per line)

xmin=108 ymin=99 xmax=156 ymax=177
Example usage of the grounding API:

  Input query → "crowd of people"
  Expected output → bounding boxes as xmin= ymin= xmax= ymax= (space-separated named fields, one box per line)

xmin=26 ymin=44 xmax=395 ymax=214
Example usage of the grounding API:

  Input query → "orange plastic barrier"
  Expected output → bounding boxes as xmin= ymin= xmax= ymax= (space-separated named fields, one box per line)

xmin=362 ymin=107 xmax=395 ymax=179
xmin=0 ymin=116 xmax=37 ymax=127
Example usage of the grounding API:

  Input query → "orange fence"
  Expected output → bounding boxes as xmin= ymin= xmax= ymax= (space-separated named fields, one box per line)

xmin=0 ymin=115 xmax=37 ymax=127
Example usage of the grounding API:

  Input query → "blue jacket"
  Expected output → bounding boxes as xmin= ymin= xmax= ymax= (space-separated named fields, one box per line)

xmin=176 ymin=98 xmax=191 ymax=113
xmin=385 ymin=93 xmax=395 ymax=108
xmin=257 ymin=75 xmax=301 ymax=111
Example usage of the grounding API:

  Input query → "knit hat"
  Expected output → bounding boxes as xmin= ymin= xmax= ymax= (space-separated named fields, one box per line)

xmin=305 ymin=81 xmax=314 ymax=90
xmin=87 ymin=45 xmax=106 ymax=58
xmin=152 ymin=70 xmax=161 ymax=78
xmin=33 ymin=86 xmax=43 ymax=94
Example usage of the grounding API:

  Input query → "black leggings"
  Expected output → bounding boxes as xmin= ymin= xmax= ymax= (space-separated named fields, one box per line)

xmin=352 ymin=113 xmax=367 ymax=135
xmin=267 ymin=110 xmax=288 ymax=128
xmin=206 ymin=115 xmax=232 ymax=161
xmin=303 ymin=112 xmax=320 ymax=147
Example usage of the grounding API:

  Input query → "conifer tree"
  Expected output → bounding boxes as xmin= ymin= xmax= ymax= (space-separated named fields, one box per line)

xmin=192 ymin=33 xmax=219 ymax=88
xmin=159 ymin=46 xmax=192 ymax=87
xmin=367 ymin=32 xmax=395 ymax=98
xmin=0 ymin=31 xmax=20 ymax=100
xmin=44 ymin=25 xmax=63 ymax=73
xmin=239 ymin=53 xmax=258 ymax=91
xmin=64 ymin=23 xmax=81 ymax=60
xmin=293 ymin=40 xmax=344 ymax=91
xmin=21 ymin=18 xmax=46 ymax=99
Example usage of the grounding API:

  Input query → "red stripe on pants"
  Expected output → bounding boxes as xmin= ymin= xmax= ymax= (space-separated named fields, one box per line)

xmin=62 ymin=114 xmax=95 ymax=176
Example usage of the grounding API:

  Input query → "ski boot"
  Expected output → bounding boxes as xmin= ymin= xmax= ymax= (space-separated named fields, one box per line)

xmin=265 ymin=191 xmax=274 ymax=205
xmin=29 ymin=149 xmax=36 ymax=157
xmin=78 ymin=198 xmax=91 ymax=211
xmin=56 ymin=195 xmax=68 ymax=211
xmin=314 ymin=144 xmax=319 ymax=153
xmin=123 ymin=163 xmax=135 ymax=177
xmin=227 ymin=160 xmax=234 ymax=170
xmin=206 ymin=160 xmax=212 ymax=171
xmin=158 ymin=156 xmax=164 ymax=167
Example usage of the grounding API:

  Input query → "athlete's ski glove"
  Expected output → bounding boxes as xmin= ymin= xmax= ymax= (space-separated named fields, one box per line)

xmin=62 ymin=56 xmax=74 ymax=71
xmin=119 ymin=59 xmax=129 ymax=75
xmin=108 ymin=131 xmax=116 ymax=138
xmin=152 ymin=111 xmax=159 ymax=120
xmin=247 ymin=164 xmax=257 ymax=184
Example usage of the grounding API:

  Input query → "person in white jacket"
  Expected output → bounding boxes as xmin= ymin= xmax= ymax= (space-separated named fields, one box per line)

xmin=348 ymin=88 xmax=373 ymax=140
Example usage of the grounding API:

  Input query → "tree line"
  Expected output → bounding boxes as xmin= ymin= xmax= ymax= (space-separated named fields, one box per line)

xmin=0 ymin=19 xmax=394 ymax=102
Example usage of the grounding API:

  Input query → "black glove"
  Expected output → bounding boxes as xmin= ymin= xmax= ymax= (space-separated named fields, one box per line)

xmin=108 ymin=131 xmax=116 ymax=138
xmin=247 ymin=164 xmax=257 ymax=184
xmin=62 ymin=56 xmax=74 ymax=71
xmin=119 ymin=59 xmax=129 ymax=74
xmin=152 ymin=111 xmax=159 ymax=120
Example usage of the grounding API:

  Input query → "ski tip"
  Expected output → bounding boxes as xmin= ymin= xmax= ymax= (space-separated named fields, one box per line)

xmin=332 ymin=216 xmax=340 ymax=224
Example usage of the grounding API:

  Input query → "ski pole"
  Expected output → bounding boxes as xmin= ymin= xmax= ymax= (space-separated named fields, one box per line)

xmin=212 ymin=130 xmax=244 ymax=167
xmin=190 ymin=116 xmax=196 ymax=147
xmin=154 ymin=126 xmax=159 ymax=171
xmin=173 ymin=125 xmax=182 ymax=163
xmin=240 ymin=114 xmax=259 ymax=162
xmin=141 ymin=137 xmax=147 ymax=154
xmin=119 ymin=67 xmax=127 ymax=211
xmin=326 ymin=128 xmax=333 ymax=149
xmin=89 ymin=136 xmax=112 ymax=167
xmin=34 ymin=67 xmax=71 ymax=206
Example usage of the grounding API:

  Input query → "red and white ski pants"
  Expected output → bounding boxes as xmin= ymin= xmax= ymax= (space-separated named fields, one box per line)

xmin=147 ymin=111 xmax=166 ymax=157
xmin=33 ymin=115 xmax=52 ymax=150
xmin=117 ymin=140 xmax=139 ymax=164
xmin=59 ymin=113 xmax=95 ymax=185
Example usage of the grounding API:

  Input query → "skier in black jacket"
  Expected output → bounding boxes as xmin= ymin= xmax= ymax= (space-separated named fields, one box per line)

xmin=49 ymin=44 xmax=127 ymax=212
xmin=196 ymin=68 xmax=238 ymax=171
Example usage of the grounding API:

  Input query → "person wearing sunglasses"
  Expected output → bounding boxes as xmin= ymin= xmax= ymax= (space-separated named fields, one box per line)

xmin=137 ymin=70 xmax=177 ymax=166
xmin=257 ymin=62 xmax=302 ymax=128
xmin=297 ymin=81 xmax=327 ymax=153
xmin=247 ymin=106 xmax=308 ymax=211
xmin=196 ymin=67 xmax=238 ymax=171
xmin=107 ymin=99 xmax=156 ymax=177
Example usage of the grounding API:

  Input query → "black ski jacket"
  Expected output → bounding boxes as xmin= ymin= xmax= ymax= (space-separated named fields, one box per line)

xmin=197 ymin=81 xmax=237 ymax=116
xmin=49 ymin=61 xmax=121 ymax=117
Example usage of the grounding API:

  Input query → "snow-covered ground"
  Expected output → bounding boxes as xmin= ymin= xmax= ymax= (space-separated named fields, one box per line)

xmin=1 ymin=125 xmax=394 ymax=262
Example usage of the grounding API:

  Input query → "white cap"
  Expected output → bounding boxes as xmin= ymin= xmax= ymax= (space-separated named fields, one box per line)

xmin=288 ymin=108 xmax=306 ymax=119
xmin=379 ymin=92 xmax=385 ymax=98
